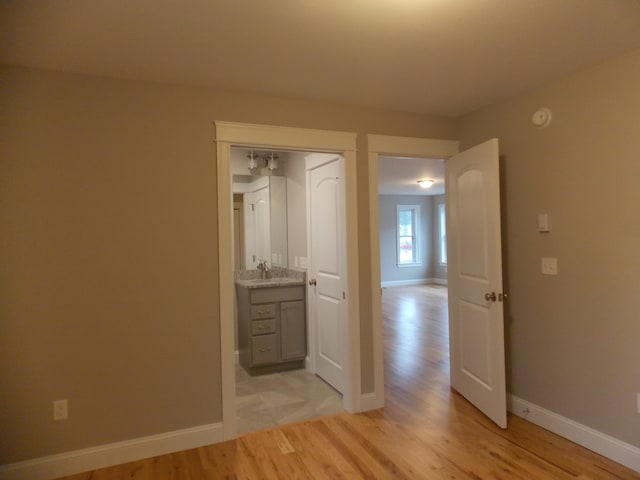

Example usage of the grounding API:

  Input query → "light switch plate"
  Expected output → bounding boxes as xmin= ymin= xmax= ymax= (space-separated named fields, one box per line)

xmin=538 ymin=213 xmax=550 ymax=232
xmin=541 ymin=257 xmax=558 ymax=275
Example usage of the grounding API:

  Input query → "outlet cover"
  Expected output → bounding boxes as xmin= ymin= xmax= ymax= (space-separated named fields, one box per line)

xmin=53 ymin=399 xmax=68 ymax=420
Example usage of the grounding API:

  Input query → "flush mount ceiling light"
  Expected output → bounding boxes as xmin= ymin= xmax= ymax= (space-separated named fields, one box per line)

xmin=417 ymin=180 xmax=434 ymax=189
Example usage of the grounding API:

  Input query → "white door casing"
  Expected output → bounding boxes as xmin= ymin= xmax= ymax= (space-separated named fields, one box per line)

xmin=306 ymin=156 xmax=347 ymax=393
xmin=216 ymin=122 xmax=360 ymax=440
xmin=446 ymin=138 xmax=507 ymax=428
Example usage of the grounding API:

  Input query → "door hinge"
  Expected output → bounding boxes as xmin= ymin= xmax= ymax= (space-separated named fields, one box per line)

xmin=342 ymin=291 xmax=345 ymax=300
xmin=251 ymin=204 xmax=255 ymax=211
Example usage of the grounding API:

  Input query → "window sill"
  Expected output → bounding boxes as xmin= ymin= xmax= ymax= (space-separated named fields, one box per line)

xmin=397 ymin=263 xmax=422 ymax=268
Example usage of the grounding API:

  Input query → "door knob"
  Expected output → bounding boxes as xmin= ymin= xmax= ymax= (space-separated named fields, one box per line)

xmin=484 ymin=292 xmax=497 ymax=302
xmin=308 ymin=278 xmax=317 ymax=286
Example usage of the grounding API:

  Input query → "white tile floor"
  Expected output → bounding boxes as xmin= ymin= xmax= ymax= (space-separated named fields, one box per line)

xmin=235 ymin=365 xmax=343 ymax=434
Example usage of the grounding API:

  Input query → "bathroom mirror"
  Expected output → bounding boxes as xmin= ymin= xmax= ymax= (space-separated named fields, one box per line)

xmin=233 ymin=174 xmax=288 ymax=270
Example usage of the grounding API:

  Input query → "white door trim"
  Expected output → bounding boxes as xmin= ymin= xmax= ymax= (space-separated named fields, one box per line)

xmin=215 ymin=122 xmax=360 ymax=440
xmin=366 ymin=134 xmax=460 ymax=410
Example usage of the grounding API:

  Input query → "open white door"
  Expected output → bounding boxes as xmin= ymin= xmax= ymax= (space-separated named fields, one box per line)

xmin=446 ymin=138 xmax=507 ymax=428
xmin=307 ymin=155 xmax=347 ymax=393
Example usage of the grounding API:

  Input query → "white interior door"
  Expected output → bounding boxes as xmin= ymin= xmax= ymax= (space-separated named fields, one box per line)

xmin=307 ymin=156 xmax=346 ymax=393
xmin=446 ymin=138 xmax=507 ymax=428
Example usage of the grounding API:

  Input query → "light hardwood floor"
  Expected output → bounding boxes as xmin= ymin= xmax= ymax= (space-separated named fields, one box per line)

xmin=59 ymin=285 xmax=639 ymax=479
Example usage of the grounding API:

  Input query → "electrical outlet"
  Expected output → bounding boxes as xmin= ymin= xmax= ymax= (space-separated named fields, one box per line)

xmin=53 ymin=399 xmax=68 ymax=420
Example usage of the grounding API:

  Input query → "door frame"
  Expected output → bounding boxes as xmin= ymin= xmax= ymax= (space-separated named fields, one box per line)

xmin=366 ymin=134 xmax=460 ymax=409
xmin=216 ymin=121 xmax=361 ymax=440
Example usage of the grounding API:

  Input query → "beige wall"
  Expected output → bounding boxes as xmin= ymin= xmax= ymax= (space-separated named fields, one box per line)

xmin=0 ymin=65 xmax=456 ymax=463
xmin=458 ymin=50 xmax=640 ymax=447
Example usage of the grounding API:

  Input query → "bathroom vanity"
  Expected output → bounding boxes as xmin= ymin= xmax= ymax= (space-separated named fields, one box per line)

xmin=235 ymin=273 xmax=307 ymax=375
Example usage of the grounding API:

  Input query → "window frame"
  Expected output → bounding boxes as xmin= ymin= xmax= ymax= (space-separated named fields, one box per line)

xmin=438 ymin=203 xmax=447 ymax=266
xmin=396 ymin=204 xmax=421 ymax=267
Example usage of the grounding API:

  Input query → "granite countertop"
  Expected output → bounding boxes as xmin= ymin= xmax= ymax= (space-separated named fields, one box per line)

xmin=235 ymin=277 xmax=306 ymax=289
xmin=234 ymin=266 xmax=306 ymax=289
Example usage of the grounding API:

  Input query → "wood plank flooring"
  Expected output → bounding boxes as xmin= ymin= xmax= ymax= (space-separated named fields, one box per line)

xmin=59 ymin=285 xmax=639 ymax=479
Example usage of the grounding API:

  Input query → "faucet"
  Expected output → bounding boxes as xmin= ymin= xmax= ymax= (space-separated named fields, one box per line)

xmin=257 ymin=260 xmax=270 ymax=280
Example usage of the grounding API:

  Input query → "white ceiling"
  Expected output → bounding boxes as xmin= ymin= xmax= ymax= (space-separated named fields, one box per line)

xmin=2 ymin=1 xmax=640 ymax=117
xmin=378 ymin=156 xmax=445 ymax=196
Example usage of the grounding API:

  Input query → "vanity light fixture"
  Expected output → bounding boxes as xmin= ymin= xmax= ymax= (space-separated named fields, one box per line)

xmin=417 ymin=179 xmax=434 ymax=189
xmin=265 ymin=152 xmax=278 ymax=171
xmin=247 ymin=151 xmax=259 ymax=172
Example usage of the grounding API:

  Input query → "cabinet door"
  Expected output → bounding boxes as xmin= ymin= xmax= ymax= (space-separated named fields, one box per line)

xmin=252 ymin=334 xmax=278 ymax=365
xmin=280 ymin=300 xmax=306 ymax=361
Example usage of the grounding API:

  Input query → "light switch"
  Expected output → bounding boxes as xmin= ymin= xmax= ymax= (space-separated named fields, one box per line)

xmin=299 ymin=257 xmax=307 ymax=269
xmin=541 ymin=257 xmax=558 ymax=275
xmin=538 ymin=214 xmax=550 ymax=232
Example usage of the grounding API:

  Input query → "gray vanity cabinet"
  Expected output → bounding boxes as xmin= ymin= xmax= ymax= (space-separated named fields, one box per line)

xmin=237 ymin=284 xmax=306 ymax=375
xmin=280 ymin=300 xmax=306 ymax=361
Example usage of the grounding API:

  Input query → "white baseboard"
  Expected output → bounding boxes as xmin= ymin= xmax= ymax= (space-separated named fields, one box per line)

xmin=508 ymin=395 xmax=640 ymax=473
xmin=0 ymin=422 xmax=224 ymax=480
xmin=360 ymin=392 xmax=384 ymax=412
xmin=381 ymin=278 xmax=447 ymax=287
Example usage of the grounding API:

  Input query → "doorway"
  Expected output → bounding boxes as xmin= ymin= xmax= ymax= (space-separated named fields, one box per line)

xmin=229 ymin=147 xmax=344 ymax=434
xmin=368 ymin=134 xmax=508 ymax=429
xmin=216 ymin=122 xmax=362 ymax=440
xmin=365 ymin=135 xmax=460 ymax=410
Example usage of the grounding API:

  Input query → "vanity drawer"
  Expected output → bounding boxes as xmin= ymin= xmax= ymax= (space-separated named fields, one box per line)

xmin=251 ymin=334 xmax=278 ymax=365
xmin=250 ymin=286 xmax=304 ymax=304
xmin=251 ymin=319 xmax=276 ymax=335
xmin=250 ymin=304 xmax=276 ymax=320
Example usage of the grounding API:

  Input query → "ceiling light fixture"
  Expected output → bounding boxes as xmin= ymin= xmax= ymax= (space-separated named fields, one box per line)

xmin=417 ymin=180 xmax=434 ymax=189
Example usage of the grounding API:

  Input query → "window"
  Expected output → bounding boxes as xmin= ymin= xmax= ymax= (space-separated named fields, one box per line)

xmin=397 ymin=205 xmax=420 ymax=266
xmin=438 ymin=203 xmax=447 ymax=265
